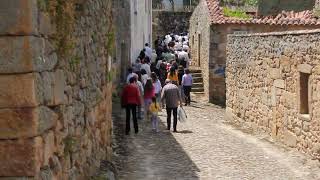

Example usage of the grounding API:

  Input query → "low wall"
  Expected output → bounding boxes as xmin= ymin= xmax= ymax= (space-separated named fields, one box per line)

xmin=0 ymin=0 xmax=114 ymax=179
xmin=226 ymin=29 xmax=320 ymax=159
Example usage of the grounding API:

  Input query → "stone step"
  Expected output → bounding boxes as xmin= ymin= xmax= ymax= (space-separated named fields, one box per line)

xmin=191 ymin=92 xmax=205 ymax=95
xmin=191 ymin=73 xmax=202 ymax=78
xmin=191 ymin=87 xmax=204 ymax=92
xmin=189 ymin=69 xmax=202 ymax=73
xmin=193 ymin=77 xmax=203 ymax=83
xmin=192 ymin=83 xmax=203 ymax=88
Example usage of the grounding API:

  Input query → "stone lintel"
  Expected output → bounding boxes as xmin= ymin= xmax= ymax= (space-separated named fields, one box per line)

xmin=298 ymin=64 xmax=312 ymax=74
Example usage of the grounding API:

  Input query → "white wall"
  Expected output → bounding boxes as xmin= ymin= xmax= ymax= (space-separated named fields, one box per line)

xmin=130 ymin=0 xmax=152 ymax=63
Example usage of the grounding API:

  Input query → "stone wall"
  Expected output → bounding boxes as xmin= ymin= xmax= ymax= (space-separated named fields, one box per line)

xmin=189 ymin=0 xmax=211 ymax=99
xmin=153 ymin=11 xmax=192 ymax=43
xmin=226 ymin=29 xmax=320 ymax=159
xmin=0 ymin=0 xmax=114 ymax=179
xmin=208 ymin=24 xmax=317 ymax=105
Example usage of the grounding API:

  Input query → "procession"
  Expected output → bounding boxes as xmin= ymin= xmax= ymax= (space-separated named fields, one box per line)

xmin=121 ymin=33 xmax=192 ymax=135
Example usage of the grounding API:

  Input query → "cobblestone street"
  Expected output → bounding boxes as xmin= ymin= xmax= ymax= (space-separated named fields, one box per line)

xmin=112 ymin=99 xmax=320 ymax=180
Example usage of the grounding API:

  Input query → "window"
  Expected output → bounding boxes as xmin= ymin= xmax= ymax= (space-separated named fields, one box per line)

xmin=300 ymin=72 xmax=310 ymax=114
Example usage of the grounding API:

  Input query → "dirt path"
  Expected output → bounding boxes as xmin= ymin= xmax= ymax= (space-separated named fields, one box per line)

xmin=112 ymin=101 xmax=320 ymax=180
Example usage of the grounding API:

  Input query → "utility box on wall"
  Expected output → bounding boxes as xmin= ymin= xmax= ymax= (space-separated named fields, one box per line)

xmin=258 ymin=0 xmax=316 ymax=16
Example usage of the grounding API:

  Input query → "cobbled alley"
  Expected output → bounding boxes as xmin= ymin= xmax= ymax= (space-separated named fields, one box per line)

xmin=112 ymin=98 xmax=320 ymax=180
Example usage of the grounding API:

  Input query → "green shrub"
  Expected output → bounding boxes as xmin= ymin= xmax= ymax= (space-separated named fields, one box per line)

xmin=223 ymin=7 xmax=251 ymax=19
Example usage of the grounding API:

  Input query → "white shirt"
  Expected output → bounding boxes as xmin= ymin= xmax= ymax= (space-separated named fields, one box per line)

xmin=145 ymin=46 xmax=153 ymax=59
xmin=178 ymin=51 xmax=189 ymax=62
xmin=141 ymin=74 xmax=149 ymax=85
xmin=141 ymin=63 xmax=151 ymax=76
xmin=154 ymin=79 xmax=162 ymax=94
xmin=164 ymin=36 xmax=172 ymax=45
xmin=136 ymin=80 xmax=144 ymax=95
xmin=174 ymin=42 xmax=182 ymax=51
xmin=152 ymin=52 xmax=157 ymax=63
xmin=126 ymin=73 xmax=137 ymax=84
xmin=183 ymin=45 xmax=189 ymax=51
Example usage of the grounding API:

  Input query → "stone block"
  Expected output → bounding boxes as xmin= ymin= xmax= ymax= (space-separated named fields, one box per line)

xmin=0 ymin=73 xmax=39 ymax=108
xmin=298 ymin=64 xmax=312 ymax=74
xmin=284 ymin=130 xmax=297 ymax=147
xmin=0 ymin=72 xmax=65 ymax=108
xmin=43 ymin=131 xmax=55 ymax=166
xmin=273 ymin=79 xmax=285 ymax=89
xmin=39 ymin=12 xmax=56 ymax=36
xmin=225 ymin=107 xmax=234 ymax=122
xmin=0 ymin=106 xmax=58 ymax=139
xmin=269 ymin=68 xmax=281 ymax=79
xmin=0 ymin=0 xmax=38 ymax=35
xmin=0 ymin=137 xmax=43 ymax=177
xmin=52 ymin=70 xmax=67 ymax=106
xmin=0 ymin=36 xmax=57 ymax=74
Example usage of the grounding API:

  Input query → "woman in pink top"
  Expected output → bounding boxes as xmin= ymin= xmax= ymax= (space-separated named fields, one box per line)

xmin=144 ymin=78 xmax=155 ymax=119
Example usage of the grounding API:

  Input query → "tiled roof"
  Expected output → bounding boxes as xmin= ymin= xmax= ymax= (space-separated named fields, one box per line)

xmin=206 ymin=0 xmax=320 ymax=25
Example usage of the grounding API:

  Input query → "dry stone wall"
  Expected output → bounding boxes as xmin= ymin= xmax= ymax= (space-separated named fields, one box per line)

xmin=0 ymin=0 xmax=114 ymax=179
xmin=226 ymin=29 xmax=320 ymax=159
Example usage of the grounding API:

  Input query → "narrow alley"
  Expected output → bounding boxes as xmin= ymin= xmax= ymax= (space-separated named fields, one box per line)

xmin=112 ymin=98 xmax=320 ymax=180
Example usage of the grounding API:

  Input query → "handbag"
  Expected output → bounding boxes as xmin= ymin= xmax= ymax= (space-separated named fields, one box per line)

xmin=178 ymin=107 xmax=187 ymax=123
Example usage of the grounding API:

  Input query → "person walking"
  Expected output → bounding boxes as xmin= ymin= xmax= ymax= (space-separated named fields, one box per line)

xmin=161 ymin=79 xmax=182 ymax=132
xmin=151 ymin=72 xmax=162 ymax=103
xmin=167 ymin=66 xmax=178 ymax=85
xmin=144 ymin=78 xmax=155 ymax=120
xmin=149 ymin=96 xmax=161 ymax=132
xmin=134 ymin=74 xmax=144 ymax=120
xmin=177 ymin=65 xmax=185 ymax=102
xmin=121 ymin=77 xmax=142 ymax=135
xmin=182 ymin=69 xmax=193 ymax=106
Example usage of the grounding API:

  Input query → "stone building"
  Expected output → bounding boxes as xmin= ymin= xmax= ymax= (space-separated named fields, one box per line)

xmin=189 ymin=0 xmax=320 ymax=105
xmin=113 ymin=0 xmax=152 ymax=80
xmin=0 ymin=0 xmax=114 ymax=179
xmin=226 ymin=29 xmax=320 ymax=160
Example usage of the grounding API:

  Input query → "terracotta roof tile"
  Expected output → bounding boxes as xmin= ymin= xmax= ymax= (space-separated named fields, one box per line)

xmin=205 ymin=0 xmax=320 ymax=25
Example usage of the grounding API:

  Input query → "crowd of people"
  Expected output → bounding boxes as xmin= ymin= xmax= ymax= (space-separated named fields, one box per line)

xmin=121 ymin=33 xmax=193 ymax=135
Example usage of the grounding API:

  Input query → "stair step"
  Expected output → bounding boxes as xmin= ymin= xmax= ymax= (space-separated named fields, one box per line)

xmin=193 ymin=77 xmax=203 ymax=83
xmin=191 ymin=87 xmax=204 ymax=92
xmin=192 ymin=92 xmax=205 ymax=95
xmin=189 ymin=69 xmax=202 ymax=73
xmin=192 ymin=83 xmax=204 ymax=88
xmin=191 ymin=73 xmax=202 ymax=78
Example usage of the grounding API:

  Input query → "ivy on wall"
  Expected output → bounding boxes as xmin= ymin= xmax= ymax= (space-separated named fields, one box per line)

xmin=38 ymin=0 xmax=76 ymax=59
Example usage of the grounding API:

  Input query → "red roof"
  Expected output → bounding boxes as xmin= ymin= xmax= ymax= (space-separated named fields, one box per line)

xmin=206 ymin=0 xmax=320 ymax=25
